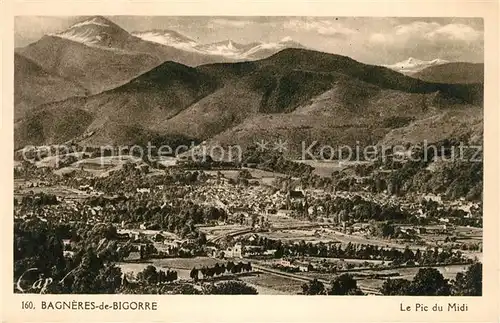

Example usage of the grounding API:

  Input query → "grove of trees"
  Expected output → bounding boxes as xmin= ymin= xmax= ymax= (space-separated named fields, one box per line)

xmin=380 ymin=264 xmax=482 ymax=296
xmin=301 ymin=274 xmax=362 ymax=295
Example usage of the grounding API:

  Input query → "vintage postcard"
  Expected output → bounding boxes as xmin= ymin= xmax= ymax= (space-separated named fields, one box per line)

xmin=1 ymin=0 xmax=499 ymax=322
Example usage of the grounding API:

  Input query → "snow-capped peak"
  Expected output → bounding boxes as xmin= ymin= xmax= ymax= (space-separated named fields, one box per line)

xmin=430 ymin=58 xmax=448 ymax=64
xmin=195 ymin=40 xmax=244 ymax=58
xmin=132 ymin=30 xmax=198 ymax=51
xmin=383 ymin=57 xmax=450 ymax=74
xmin=226 ymin=40 xmax=236 ymax=50
xmin=48 ymin=16 xmax=128 ymax=48
xmin=69 ymin=16 xmax=111 ymax=29
xmin=130 ymin=28 xmax=304 ymax=59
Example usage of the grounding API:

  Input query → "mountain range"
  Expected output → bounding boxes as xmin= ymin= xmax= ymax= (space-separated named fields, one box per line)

xmin=132 ymin=30 xmax=304 ymax=60
xmin=15 ymin=16 xmax=304 ymax=94
xmin=412 ymin=62 xmax=484 ymax=84
xmin=14 ymin=16 xmax=484 ymax=154
xmin=383 ymin=57 xmax=450 ymax=74
xmin=15 ymin=44 xmax=483 ymax=154
xmin=383 ymin=58 xmax=484 ymax=84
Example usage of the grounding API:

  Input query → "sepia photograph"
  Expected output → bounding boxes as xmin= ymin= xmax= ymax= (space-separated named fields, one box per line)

xmin=12 ymin=14 xmax=485 ymax=298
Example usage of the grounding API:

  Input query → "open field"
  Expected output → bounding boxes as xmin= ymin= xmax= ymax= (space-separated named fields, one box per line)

xmin=117 ymin=257 xmax=223 ymax=280
xmin=14 ymin=182 xmax=93 ymax=200
xmin=293 ymin=160 xmax=370 ymax=177
xmin=199 ymin=168 xmax=287 ymax=186
xmin=34 ymin=152 xmax=87 ymax=168
xmin=151 ymin=257 xmax=222 ymax=270
xmin=303 ymin=257 xmax=385 ymax=265
xmin=266 ymin=214 xmax=319 ymax=229
xmin=255 ymin=228 xmax=343 ymax=243
xmin=53 ymin=155 xmax=143 ymax=177
xmin=156 ymin=156 xmax=177 ymax=167
xmin=198 ymin=224 xmax=251 ymax=240
xmin=353 ymin=264 xmax=471 ymax=290
xmin=293 ymin=160 xmax=344 ymax=177
xmin=238 ymin=273 xmax=303 ymax=294
xmin=422 ymin=225 xmax=482 ymax=241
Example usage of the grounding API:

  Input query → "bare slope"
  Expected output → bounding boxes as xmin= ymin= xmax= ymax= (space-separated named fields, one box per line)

xmin=14 ymin=53 xmax=89 ymax=121
xmin=413 ymin=63 xmax=484 ymax=84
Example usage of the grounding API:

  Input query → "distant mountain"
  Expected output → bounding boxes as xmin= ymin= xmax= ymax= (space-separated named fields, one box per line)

xmin=14 ymin=53 xmax=89 ymax=121
xmin=196 ymin=37 xmax=305 ymax=60
xmin=383 ymin=57 xmax=449 ymax=74
xmin=48 ymin=16 xmax=132 ymax=48
xmin=14 ymin=48 xmax=483 ymax=152
xmin=16 ymin=16 xmax=305 ymax=96
xmin=413 ymin=63 xmax=484 ymax=84
xmin=15 ymin=16 xmax=231 ymax=94
xmin=131 ymin=29 xmax=199 ymax=51
xmin=133 ymin=29 xmax=305 ymax=60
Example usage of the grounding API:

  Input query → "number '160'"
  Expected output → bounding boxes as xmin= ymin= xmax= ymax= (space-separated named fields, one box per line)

xmin=21 ymin=301 xmax=34 ymax=310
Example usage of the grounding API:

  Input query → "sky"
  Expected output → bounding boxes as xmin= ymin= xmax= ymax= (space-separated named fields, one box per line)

xmin=14 ymin=16 xmax=484 ymax=65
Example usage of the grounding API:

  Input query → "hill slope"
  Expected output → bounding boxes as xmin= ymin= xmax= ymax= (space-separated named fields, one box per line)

xmin=14 ymin=61 xmax=219 ymax=148
xmin=413 ymin=63 xmax=484 ymax=84
xmin=14 ymin=53 xmax=89 ymax=121
xmin=14 ymin=48 xmax=483 ymax=152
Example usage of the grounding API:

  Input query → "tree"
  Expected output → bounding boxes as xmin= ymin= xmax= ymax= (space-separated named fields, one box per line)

xmin=380 ymin=278 xmax=412 ymax=295
xmin=70 ymin=249 xmax=123 ymax=294
xmin=274 ymin=244 xmax=284 ymax=258
xmin=237 ymin=169 xmax=253 ymax=180
xmin=137 ymin=265 xmax=158 ymax=284
xmin=202 ymin=280 xmax=258 ymax=295
xmin=328 ymin=274 xmax=363 ymax=295
xmin=452 ymin=262 xmax=482 ymax=296
xmin=169 ymin=283 xmax=201 ymax=295
xmin=200 ymin=266 xmax=208 ymax=279
xmin=94 ymin=264 xmax=123 ymax=293
xmin=213 ymin=263 xmax=221 ymax=276
xmin=408 ymin=268 xmax=451 ymax=296
xmin=379 ymin=222 xmax=395 ymax=238
xmin=301 ymin=279 xmax=325 ymax=295
xmin=251 ymin=213 xmax=259 ymax=228
xmin=190 ymin=267 xmax=199 ymax=281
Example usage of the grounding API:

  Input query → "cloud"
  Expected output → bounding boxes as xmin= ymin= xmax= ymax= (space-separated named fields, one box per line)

xmin=365 ymin=20 xmax=483 ymax=64
xmin=394 ymin=21 xmax=440 ymax=36
xmin=208 ymin=18 xmax=253 ymax=28
xmin=284 ymin=18 xmax=358 ymax=37
xmin=369 ymin=21 xmax=483 ymax=46
xmin=369 ymin=33 xmax=391 ymax=44
xmin=426 ymin=24 xmax=483 ymax=42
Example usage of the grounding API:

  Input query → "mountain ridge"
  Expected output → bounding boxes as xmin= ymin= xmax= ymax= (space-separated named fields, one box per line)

xmin=14 ymin=48 xmax=483 ymax=152
xmin=413 ymin=62 xmax=484 ymax=84
xmin=133 ymin=28 xmax=305 ymax=60
xmin=383 ymin=57 xmax=450 ymax=74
